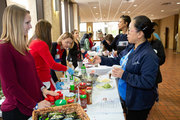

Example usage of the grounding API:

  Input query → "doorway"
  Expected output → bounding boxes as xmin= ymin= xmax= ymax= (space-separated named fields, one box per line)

xmin=165 ymin=27 xmax=169 ymax=48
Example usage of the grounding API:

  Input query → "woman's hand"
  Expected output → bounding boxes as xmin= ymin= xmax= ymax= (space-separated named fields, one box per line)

xmin=38 ymin=100 xmax=51 ymax=109
xmin=102 ymin=50 xmax=109 ymax=56
xmin=88 ymin=55 xmax=101 ymax=65
xmin=112 ymin=67 xmax=124 ymax=78
xmin=81 ymin=49 xmax=85 ymax=53
xmin=42 ymin=88 xmax=59 ymax=98
xmin=113 ymin=51 xmax=118 ymax=57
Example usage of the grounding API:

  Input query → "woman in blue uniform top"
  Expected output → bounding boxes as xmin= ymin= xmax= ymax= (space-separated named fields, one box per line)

xmin=102 ymin=15 xmax=131 ymax=56
xmin=91 ymin=15 xmax=159 ymax=120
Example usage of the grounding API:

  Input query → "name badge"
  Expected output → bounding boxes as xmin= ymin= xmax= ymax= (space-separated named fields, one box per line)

xmin=55 ymin=54 xmax=60 ymax=59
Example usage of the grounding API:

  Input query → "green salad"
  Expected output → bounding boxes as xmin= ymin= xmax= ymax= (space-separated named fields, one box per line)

xmin=96 ymin=83 xmax=112 ymax=89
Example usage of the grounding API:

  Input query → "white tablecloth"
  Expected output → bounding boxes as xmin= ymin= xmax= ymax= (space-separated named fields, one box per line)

xmin=1 ymin=65 xmax=125 ymax=120
xmin=86 ymin=71 xmax=125 ymax=120
xmin=0 ymin=97 xmax=5 ymax=117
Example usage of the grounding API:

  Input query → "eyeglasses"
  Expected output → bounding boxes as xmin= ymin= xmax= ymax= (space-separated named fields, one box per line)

xmin=64 ymin=41 xmax=72 ymax=45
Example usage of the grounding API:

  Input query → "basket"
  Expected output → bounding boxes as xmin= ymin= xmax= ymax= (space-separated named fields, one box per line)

xmin=32 ymin=103 xmax=90 ymax=120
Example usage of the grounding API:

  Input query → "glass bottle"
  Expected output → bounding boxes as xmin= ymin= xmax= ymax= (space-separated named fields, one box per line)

xmin=80 ymin=95 xmax=87 ymax=109
xmin=86 ymin=87 xmax=92 ymax=105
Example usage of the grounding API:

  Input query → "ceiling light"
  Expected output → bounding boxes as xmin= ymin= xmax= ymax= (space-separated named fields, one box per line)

xmin=133 ymin=4 xmax=137 ymax=7
xmin=122 ymin=11 xmax=126 ymax=14
xmin=123 ymin=0 xmax=135 ymax=3
xmin=161 ymin=2 xmax=171 ymax=6
xmin=93 ymin=6 xmax=97 ymax=8
xmin=96 ymin=13 xmax=99 ymax=14
xmin=161 ymin=10 xmax=164 ymax=12
xmin=177 ymin=2 xmax=180 ymax=5
xmin=127 ymin=11 xmax=131 ymax=13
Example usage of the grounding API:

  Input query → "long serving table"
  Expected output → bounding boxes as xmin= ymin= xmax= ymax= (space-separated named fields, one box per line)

xmin=85 ymin=65 xmax=125 ymax=120
xmin=0 ymin=65 xmax=125 ymax=120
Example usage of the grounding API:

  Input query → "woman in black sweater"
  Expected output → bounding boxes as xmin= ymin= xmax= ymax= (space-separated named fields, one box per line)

xmin=68 ymin=29 xmax=82 ymax=68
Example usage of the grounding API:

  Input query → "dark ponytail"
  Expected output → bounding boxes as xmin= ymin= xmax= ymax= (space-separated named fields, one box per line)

xmin=133 ymin=15 xmax=156 ymax=39
xmin=120 ymin=15 xmax=131 ymax=27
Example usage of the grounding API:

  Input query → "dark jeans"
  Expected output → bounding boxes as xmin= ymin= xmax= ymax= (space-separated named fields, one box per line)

xmin=2 ymin=108 xmax=30 ymax=120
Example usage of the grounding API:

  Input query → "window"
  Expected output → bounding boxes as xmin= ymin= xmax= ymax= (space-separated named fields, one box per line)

xmin=79 ymin=23 xmax=87 ymax=39
xmin=61 ymin=1 xmax=66 ymax=33
xmin=93 ymin=22 xmax=118 ymax=40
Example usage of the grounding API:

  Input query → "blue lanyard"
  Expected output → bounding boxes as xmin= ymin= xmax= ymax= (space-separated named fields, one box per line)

xmin=120 ymin=48 xmax=134 ymax=70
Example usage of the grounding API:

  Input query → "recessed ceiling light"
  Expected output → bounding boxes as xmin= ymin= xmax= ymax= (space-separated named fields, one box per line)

xmin=177 ymin=2 xmax=180 ymax=5
xmin=161 ymin=10 xmax=164 ymax=12
xmin=123 ymin=0 xmax=135 ymax=3
xmin=93 ymin=6 xmax=97 ymax=8
xmin=121 ymin=11 xmax=126 ymax=14
xmin=122 ymin=11 xmax=126 ymax=14
xmin=133 ymin=4 xmax=137 ymax=7
xmin=161 ymin=2 xmax=171 ymax=6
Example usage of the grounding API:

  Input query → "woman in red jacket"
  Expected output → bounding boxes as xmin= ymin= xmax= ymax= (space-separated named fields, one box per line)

xmin=29 ymin=20 xmax=74 ymax=91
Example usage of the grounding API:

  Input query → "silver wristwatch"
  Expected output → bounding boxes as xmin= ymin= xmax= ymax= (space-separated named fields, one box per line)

xmin=40 ymin=86 xmax=46 ymax=92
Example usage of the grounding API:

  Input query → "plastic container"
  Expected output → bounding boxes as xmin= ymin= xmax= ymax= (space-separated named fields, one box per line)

xmin=55 ymin=99 xmax=66 ymax=106
xmin=65 ymin=93 xmax=75 ymax=101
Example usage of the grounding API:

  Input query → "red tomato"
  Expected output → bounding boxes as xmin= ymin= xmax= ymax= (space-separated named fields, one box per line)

xmin=45 ymin=97 xmax=49 ymax=101
xmin=47 ymin=95 xmax=51 ymax=98
xmin=54 ymin=95 xmax=60 ymax=100
xmin=47 ymin=95 xmax=55 ymax=102
xmin=57 ymin=91 xmax=61 ymax=95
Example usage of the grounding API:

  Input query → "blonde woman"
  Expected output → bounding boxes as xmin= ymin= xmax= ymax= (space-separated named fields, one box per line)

xmin=29 ymin=20 xmax=74 ymax=91
xmin=0 ymin=5 xmax=58 ymax=119
xmin=50 ymin=32 xmax=74 ymax=89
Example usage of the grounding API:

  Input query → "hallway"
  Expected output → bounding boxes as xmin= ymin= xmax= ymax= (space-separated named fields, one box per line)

xmin=148 ymin=49 xmax=180 ymax=120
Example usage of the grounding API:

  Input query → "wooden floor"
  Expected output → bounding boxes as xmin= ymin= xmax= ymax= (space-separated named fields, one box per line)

xmin=148 ymin=49 xmax=180 ymax=120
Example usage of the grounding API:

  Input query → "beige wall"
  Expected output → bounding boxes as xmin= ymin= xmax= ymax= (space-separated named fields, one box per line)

xmin=44 ymin=0 xmax=61 ymax=42
xmin=73 ymin=3 xmax=80 ymax=30
xmin=6 ymin=0 xmax=37 ymax=39
xmin=159 ymin=15 xmax=176 ymax=49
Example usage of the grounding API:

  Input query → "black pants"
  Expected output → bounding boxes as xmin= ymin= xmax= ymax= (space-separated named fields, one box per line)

xmin=120 ymin=97 xmax=151 ymax=120
xmin=2 ymin=108 xmax=30 ymax=120
xmin=126 ymin=108 xmax=151 ymax=120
